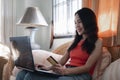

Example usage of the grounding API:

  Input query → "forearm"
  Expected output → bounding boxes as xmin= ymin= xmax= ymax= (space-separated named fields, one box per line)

xmin=65 ymin=65 xmax=89 ymax=75
xmin=59 ymin=52 xmax=69 ymax=66
xmin=59 ymin=58 xmax=68 ymax=66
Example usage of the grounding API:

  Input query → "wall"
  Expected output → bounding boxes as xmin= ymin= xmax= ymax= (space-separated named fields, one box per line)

xmin=16 ymin=0 xmax=73 ymax=51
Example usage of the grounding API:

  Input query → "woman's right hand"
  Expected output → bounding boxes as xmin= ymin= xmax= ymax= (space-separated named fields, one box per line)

xmin=35 ymin=64 xmax=50 ymax=71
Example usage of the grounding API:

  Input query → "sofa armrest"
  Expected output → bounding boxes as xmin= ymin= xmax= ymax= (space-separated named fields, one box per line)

xmin=0 ymin=56 xmax=8 ymax=80
xmin=2 ymin=56 xmax=14 ymax=80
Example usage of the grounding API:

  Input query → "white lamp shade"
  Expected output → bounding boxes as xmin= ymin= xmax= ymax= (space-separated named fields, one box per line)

xmin=17 ymin=7 xmax=48 ymax=27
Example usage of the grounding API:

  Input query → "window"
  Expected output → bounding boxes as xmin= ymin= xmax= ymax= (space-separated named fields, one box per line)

xmin=53 ymin=0 xmax=82 ymax=38
xmin=0 ymin=0 xmax=1 ymax=41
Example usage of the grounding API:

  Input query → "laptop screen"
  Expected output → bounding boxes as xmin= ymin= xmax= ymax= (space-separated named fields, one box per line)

xmin=10 ymin=36 xmax=35 ymax=72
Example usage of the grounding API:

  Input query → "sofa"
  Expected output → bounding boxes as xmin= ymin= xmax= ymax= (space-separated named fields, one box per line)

xmin=1 ymin=41 xmax=120 ymax=80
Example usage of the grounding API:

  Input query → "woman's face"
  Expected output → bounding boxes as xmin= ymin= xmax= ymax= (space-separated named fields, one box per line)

xmin=74 ymin=14 xmax=85 ymax=35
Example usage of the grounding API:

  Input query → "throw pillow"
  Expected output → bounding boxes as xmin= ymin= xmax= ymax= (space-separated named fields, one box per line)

xmin=101 ymin=58 xmax=120 ymax=80
xmin=32 ymin=50 xmax=63 ymax=66
xmin=92 ymin=47 xmax=111 ymax=80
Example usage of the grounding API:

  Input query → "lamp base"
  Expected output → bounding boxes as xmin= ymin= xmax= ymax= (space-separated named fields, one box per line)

xmin=31 ymin=42 xmax=40 ymax=50
xmin=26 ymin=27 xmax=40 ymax=50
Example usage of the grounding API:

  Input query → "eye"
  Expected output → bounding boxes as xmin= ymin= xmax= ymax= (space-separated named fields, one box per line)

xmin=78 ymin=20 xmax=82 ymax=23
xmin=74 ymin=19 xmax=82 ymax=25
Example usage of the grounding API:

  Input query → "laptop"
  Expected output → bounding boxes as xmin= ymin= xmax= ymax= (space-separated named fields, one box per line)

xmin=9 ymin=36 xmax=61 ymax=77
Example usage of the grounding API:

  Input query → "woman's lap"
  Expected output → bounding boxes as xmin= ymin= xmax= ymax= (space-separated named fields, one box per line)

xmin=16 ymin=70 xmax=92 ymax=80
xmin=26 ymin=73 xmax=92 ymax=80
xmin=16 ymin=70 xmax=28 ymax=80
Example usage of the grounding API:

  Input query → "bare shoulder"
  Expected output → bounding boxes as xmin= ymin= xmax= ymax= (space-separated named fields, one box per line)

xmin=95 ymin=38 xmax=103 ymax=46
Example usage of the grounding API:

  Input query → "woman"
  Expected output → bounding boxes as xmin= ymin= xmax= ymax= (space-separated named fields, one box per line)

xmin=16 ymin=7 xmax=102 ymax=80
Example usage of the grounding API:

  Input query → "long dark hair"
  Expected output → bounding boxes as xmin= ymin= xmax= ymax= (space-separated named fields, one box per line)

xmin=68 ymin=8 xmax=98 ymax=54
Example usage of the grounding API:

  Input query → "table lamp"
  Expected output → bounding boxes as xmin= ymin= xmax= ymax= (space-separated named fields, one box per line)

xmin=17 ymin=7 xmax=48 ymax=49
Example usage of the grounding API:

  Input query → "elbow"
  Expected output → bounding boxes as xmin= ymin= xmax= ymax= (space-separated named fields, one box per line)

xmin=83 ymin=65 xmax=91 ymax=72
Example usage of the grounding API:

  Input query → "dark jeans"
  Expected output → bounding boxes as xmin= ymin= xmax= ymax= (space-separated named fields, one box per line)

xmin=16 ymin=70 xmax=92 ymax=80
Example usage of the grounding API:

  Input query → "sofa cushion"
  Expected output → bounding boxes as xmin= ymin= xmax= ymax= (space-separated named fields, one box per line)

xmin=0 ymin=42 xmax=10 ymax=59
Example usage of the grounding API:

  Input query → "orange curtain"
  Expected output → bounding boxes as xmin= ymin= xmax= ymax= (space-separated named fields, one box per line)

xmin=116 ymin=1 xmax=120 ymax=45
xmin=82 ymin=0 xmax=99 ymax=17
xmin=98 ymin=0 xmax=119 ymax=37
xmin=82 ymin=0 xmax=120 ymax=46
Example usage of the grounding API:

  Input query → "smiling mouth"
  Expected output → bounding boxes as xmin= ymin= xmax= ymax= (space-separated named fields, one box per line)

xmin=78 ymin=29 xmax=82 ymax=32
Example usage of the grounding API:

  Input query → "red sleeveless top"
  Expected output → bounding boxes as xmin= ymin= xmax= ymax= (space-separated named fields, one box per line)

xmin=66 ymin=40 xmax=95 ymax=75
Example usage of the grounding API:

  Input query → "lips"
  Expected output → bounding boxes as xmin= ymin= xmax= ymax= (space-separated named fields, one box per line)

xmin=78 ymin=28 xmax=82 ymax=32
